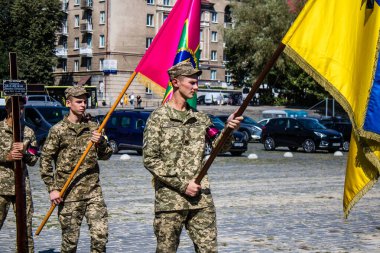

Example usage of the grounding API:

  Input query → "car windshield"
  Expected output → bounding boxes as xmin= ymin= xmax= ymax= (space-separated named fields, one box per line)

xmin=210 ymin=117 xmax=225 ymax=130
xmin=37 ymin=107 xmax=69 ymax=124
xmin=243 ymin=116 xmax=261 ymax=127
xmin=298 ymin=118 xmax=326 ymax=130
xmin=28 ymin=96 xmax=45 ymax=101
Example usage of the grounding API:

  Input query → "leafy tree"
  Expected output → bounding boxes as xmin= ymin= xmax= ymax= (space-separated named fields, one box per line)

xmin=0 ymin=0 xmax=63 ymax=84
xmin=225 ymin=0 xmax=327 ymax=106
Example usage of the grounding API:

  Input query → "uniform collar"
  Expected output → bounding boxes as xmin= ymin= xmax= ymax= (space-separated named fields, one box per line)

xmin=163 ymin=102 xmax=196 ymax=123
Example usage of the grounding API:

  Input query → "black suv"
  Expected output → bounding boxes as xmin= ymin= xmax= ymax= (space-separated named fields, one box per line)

xmin=320 ymin=121 xmax=352 ymax=152
xmin=103 ymin=110 xmax=153 ymax=154
xmin=261 ymin=117 xmax=343 ymax=153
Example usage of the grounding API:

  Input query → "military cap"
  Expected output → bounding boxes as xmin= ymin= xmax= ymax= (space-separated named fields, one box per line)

xmin=168 ymin=61 xmax=202 ymax=80
xmin=65 ymin=86 xmax=89 ymax=99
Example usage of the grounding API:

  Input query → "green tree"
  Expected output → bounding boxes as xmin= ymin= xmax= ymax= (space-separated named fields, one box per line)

xmin=0 ymin=0 xmax=63 ymax=84
xmin=225 ymin=0 xmax=327 ymax=106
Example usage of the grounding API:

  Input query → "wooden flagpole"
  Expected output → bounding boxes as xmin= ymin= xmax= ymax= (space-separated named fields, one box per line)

xmin=195 ymin=43 xmax=286 ymax=184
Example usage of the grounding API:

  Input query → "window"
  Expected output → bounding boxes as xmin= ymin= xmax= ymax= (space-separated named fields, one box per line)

xmin=99 ymin=35 xmax=105 ymax=48
xmin=99 ymin=59 xmax=104 ymax=70
xmin=74 ymin=60 xmax=79 ymax=72
xmin=87 ymin=34 xmax=92 ymax=48
xmin=74 ymin=0 xmax=80 ymax=5
xmin=146 ymin=84 xmax=152 ymax=94
xmin=86 ymin=58 xmax=92 ymax=71
xmin=211 ymin=31 xmax=218 ymax=42
xmin=211 ymin=70 xmax=217 ymax=80
xmin=163 ymin=0 xmax=170 ymax=6
xmin=163 ymin=14 xmax=168 ymax=22
xmin=211 ymin=12 xmax=218 ymax=23
xmin=74 ymin=15 xmax=80 ymax=27
xmin=99 ymin=11 xmax=105 ymax=24
xmin=147 ymin=0 xmax=154 ymax=4
xmin=146 ymin=37 xmax=153 ymax=49
xmin=146 ymin=14 xmax=154 ymax=27
xmin=225 ymin=71 xmax=232 ymax=83
xmin=211 ymin=50 xmax=217 ymax=61
xmin=120 ymin=116 xmax=131 ymax=128
xmin=74 ymin=37 xmax=79 ymax=49
xmin=62 ymin=60 xmax=67 ymax=72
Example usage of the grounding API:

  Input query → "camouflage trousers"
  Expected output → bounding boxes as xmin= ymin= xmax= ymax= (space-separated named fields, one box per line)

xmin=58 ymin=197 xmax=108 ymax=253
xmin=0 ymin=193 xmax=34 ymax=253
xmin=154 ymin=206 xmax=217 ymax=253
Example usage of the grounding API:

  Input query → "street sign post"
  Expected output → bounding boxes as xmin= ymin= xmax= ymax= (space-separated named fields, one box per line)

xmin=2 ymin=80 xmax=27 ymax=96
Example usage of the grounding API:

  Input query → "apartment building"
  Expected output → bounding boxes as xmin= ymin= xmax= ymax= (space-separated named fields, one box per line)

xmin=54 ymin=0 xmax=235 ymax=106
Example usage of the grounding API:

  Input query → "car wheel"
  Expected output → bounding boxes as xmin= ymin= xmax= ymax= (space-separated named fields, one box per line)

xmin=109 ymin=140 xmax=119 ymax=154
xmin=302 ymin=139 xmax=316 ymax=153
xmin=241 ymin=130 xmax=251 ymax=142
xmin=231 ymin=151 xmax=244 ymax=156
xmin=342 ymin=141 xmax=350 ymax=152
xmin=204 ymin=141 xmax=212 ymax=155
xmin=264 ymin=137 xmax=275 ymax=151
xmin=288 ymin=146 xmax=298 ymax=151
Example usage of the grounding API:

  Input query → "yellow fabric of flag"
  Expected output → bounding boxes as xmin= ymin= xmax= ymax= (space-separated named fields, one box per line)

xmin=281 ymin=0 xmax=380 ymax=217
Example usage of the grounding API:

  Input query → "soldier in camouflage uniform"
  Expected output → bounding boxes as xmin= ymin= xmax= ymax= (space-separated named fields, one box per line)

xmin=143 ymin=62 xmax=243 ymax=253
xmin=40 ymin=86 xmax=113 ymax=253
xmin=0 ymin=97 xmax=38 ymax=253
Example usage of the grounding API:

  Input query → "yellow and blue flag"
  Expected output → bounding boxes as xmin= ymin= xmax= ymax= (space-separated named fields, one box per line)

xmin=282 ymin=0 xmax=380 ymax=217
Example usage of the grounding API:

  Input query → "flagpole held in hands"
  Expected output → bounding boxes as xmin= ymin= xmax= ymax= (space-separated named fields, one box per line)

xmin=35 ymin=72 xmax=137 ymax=236
xmin=195 ymin=44 xmax=286 ymax=184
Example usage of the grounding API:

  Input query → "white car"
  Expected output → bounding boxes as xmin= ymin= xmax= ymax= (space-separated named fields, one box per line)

xmin=25 ymin=95 xmax=62 ymax=107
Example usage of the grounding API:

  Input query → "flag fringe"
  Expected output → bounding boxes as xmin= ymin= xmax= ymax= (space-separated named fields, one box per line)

xmin=284 ymin=45 xmax=380 ymax=143
xmin=136 ymin=73 xmax=166 ymax=98
xmin=284 ymin=46 xmax=380 ymax=170
xmin=343 ymin=177 xmax=378 ymax=218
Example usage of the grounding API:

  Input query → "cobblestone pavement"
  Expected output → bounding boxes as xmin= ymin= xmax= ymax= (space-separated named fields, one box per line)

xmin=1 ymin=143 xmax=380 ymax=252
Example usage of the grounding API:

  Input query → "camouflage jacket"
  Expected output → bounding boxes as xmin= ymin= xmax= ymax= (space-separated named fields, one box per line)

xmin=143 ymin=103 xmax=232 ymax=212
xmin=0 ymin=120 xmax=38 ymax=195
xmin=40 ymin=115 xmax=112 ymax=202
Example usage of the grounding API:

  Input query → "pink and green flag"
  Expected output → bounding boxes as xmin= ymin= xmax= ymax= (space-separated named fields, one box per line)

xmin=135 ymin=0 xmax=201 ymax=108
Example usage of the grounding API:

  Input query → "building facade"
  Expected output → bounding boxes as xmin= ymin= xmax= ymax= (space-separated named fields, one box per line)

xmin=54 ymin=0 xmax=235 ymax=107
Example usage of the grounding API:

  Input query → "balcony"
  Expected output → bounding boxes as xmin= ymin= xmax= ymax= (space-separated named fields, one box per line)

xmin=57 ymin=26 xmax=68 ymax=36
xmin=55 ymin=48 xmax=68 ymax=58
xmin=80 ymin=47 xmax=92 ymax=57
xmin=80 ymin=23 xmax=93 ymax=33
xmin=81 ymin=0 xmax=93 ymax=9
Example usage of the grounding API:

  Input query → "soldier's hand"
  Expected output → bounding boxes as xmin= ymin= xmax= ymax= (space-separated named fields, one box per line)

xmin=185 ymin=179 xmax=201 ymax=197
xmin=50 ymin=190 xmax=63 ymax=205
xmin=6 ymin=149 xmax=23 ymax=161
xmin=90 ymin=131 xmax=103 ymax=144
xmin=12 ymin=142 xmax=24 ymax=152
xmin=226 ymin=111 xmax=243 ymax=130
xmin=6 ymin=142 xmax=24 ymax=161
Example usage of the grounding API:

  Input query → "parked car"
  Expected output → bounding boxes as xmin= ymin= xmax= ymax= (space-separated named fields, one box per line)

xmin=217 ymin=115 xmax=262 ymax=142
xmin=258 ymin=118 xmax=271 ymax=126
xmin=229 ymin=93 xmax=243 ymax=105
xmin=0 ymin=105 xmax=6 ymax=121
xmin=25 ymin=95 xmax=62 ymax=107
xmin=261 ymin=117 xmax=343 ymax=153
xmin=23 ymin=105 xmax=69 ymax=147
xmin=204 ymin=93 xmax=219 ymax=105
xmin=207 ymin=115 xmax=248 ymax=156
xmin=103 ymin=110 xmax=152 ymax=154
xmin=320 ymin=121 xmax=352 ymax=152
xmin=197 ymin=95 xmax=206 ymax=105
